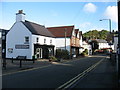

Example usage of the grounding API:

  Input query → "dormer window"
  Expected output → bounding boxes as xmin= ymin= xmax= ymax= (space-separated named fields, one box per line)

xmin=25 ymin=36 xmax=29 ymax=44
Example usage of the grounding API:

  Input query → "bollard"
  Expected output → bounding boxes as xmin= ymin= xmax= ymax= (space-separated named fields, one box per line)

xmin=33 ymin=59 xmax=35 ymax=63
xmin=11 ymin=57 xmax=13 ymax=63
xmin=20 ymin=60 xmax=22 ymax=68
xmin=3 ymin=58 xmax=6 ymax=69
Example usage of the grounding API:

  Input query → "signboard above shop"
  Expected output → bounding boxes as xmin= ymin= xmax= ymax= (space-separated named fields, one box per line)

xmin=15 ymin=45 xmax=29 ymax=49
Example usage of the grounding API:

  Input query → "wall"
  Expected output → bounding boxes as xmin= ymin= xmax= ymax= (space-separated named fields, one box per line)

xmin=114 ymin=36 xmax=118 ymax=52
xmin=31 ymin=35 xmax=56 ymax=56
xmin=6 ymin=22 xmax=32 ymax=59
xmin=55 ymin=38 xmax=70 ymax=52
xmin=98 ymin=43 xmax=114 ymax=50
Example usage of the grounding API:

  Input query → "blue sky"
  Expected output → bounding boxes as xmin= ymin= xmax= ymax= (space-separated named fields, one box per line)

xmin=1 ymin=1 xmax=118 ymax=33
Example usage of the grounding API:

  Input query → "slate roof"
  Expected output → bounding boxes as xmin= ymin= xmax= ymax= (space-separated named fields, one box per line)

xmin=47 ymin=25 xmax=74 ymax=38
xmin=96 ymin=39 xmax=108 ymax=43
xmin=22 ymin=20 xmax=55 ymax=37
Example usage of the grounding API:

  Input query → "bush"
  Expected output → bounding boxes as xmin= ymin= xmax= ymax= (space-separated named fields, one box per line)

xmin=56 ymin=49 xmax=69 ymax=59
xmin=49 ymin=56 xmax=57 ymax=62
xmin=81 ymin=49 xmax=88 ymax=56
xmin=84 ymin=49 xmax=88 ymax=55
xmin=32 ymin=55 xmax=37 ymax=60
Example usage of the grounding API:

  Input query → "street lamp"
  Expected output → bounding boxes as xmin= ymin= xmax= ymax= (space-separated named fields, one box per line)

xmin=99 ymin=19 xmax=112 ymax=33
xmin=99 ymin=19 xmax=112 ymax=46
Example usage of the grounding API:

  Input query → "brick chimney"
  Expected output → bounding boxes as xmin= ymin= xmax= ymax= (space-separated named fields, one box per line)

xmin=16 ymin=10 xmax=25 ymax=22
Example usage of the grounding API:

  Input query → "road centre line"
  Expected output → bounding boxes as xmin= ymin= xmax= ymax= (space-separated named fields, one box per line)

xmin=56 ymin=58 xmax=105 ymax=89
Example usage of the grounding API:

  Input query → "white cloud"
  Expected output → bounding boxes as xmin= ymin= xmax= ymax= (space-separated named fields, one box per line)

xmin=83 ymin=3 xmax=97 ymax=13
xmin=104 ymin=6 xmax=118 ymax=23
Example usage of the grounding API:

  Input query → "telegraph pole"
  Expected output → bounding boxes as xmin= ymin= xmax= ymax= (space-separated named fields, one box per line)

xmin=65 ymin=28 xmax=67 ymax=50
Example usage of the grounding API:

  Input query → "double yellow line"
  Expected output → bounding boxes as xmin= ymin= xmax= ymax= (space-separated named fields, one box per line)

xmin=56 ymin=58 xmax=105 ymax=89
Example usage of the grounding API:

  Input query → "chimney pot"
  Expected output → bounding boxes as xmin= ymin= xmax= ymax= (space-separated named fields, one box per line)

xmin=19 ymin=10 xmax=23 ymax=14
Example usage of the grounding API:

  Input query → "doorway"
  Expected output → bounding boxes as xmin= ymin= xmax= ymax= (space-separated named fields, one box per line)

xmin=36 ymin=48 xmax=42 ymax=59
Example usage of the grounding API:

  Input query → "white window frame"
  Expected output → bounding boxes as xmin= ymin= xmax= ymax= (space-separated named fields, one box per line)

xmin=25 ymin=36 xmax=29 ymax=44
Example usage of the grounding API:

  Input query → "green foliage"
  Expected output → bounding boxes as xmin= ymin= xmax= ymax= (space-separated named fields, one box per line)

xmin=81 ymin=49 xmax=88 ymax=56
xmin=83 ymin=30 xmax=109 ymax=40
xmin=49 ymin=56 xmax=57 ymax=61
xmin=56 ymin=49 xmax=69 ymax=59
xmin=32 ymin=55 xmax=37 ymax=60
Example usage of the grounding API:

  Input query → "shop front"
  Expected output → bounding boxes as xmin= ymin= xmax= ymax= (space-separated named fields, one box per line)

xmin=34 ymin=44 xmax=54 ymax=59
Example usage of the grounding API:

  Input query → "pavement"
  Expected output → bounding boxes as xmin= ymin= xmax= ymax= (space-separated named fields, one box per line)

xmin=2 ymin=56 xmax=85 ymax=75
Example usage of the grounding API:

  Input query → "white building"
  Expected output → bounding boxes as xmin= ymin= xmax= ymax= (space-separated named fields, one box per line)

xmin=47 ymin=26 xmax=83 ymax=57
xmin=96 ymin=39 xmax=114 ymax=50
xmin=113 ymin=36 xmax=118 ymax=53
xmin=82 ymin=41 xmax=92 ymax=55
xmin=6 ymin=10 xmax=55 ymax=59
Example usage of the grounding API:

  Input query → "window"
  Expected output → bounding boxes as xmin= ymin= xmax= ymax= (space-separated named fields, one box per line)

xmin=25 ymin=36 xmax=29 ymax=43
xmin=36 ymin=37 xmax=39 ymax=42
xmin=2 ymin=36 xmax=5 ymax=40
xmin=44 ymin=39 xmax=46 ymax=44
xmin=50 ymin=39 xmax=52 ymax=44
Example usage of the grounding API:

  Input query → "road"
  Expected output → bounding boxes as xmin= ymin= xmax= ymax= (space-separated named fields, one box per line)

xmin=2 ymin=55 xmax=111 ymax=88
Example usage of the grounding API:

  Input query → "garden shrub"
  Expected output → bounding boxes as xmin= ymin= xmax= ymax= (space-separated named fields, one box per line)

xmin=56 ymin=49 xmax=69 ymax=59
xmin=49 ymin=56 xmax=57 ymax=62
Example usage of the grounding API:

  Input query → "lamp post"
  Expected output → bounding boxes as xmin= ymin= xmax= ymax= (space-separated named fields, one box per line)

xmin=99 ymin=19 xmax=112 ymax=33
xmin=99 ymin=19 xmax=112 ymax=48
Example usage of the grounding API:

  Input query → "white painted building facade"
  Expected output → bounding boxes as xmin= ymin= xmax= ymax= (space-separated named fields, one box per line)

xmin=113 ymin=36 xmax=118 ymax=53
xmin=47 ymin=26 xmax=83 ymax=57
xmin=55 ymin=38 xmax=70 ymax=52
xmin=82 ymin=41 xmax=92 ymax=55
xmin=6 ymin=10 xmax=55 ymax=59
xmin=96 ymin=39 xmax=114 ymax=50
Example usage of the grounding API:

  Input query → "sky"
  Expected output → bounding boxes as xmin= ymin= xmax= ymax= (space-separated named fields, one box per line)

xmin=0 ymin=1 xmax=118 ymax=33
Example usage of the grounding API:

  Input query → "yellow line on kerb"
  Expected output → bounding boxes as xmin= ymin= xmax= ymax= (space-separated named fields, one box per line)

xmin=56 ymin=58 xmax=105 ymax=89
xmin=2 ymin=57 xmax=89 ymax=76
xmin=2 ymin=65 xmax=52 ymax=76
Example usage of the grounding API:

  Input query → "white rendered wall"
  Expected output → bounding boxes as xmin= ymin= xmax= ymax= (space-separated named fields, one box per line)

xmin=114 ymin=37 xmax=118 ymax=52
xmin=98 ymin=43 xmax=114 ymax=50
xmin=31 ymin=35 xmax=56 ymax=56
xmin=6 ymin=22 xmax=32 ymax=59
xmin=55 ymin=38 xmax=70 ymax=52
xmin=16 ymin=14 xmax=25 ymax=22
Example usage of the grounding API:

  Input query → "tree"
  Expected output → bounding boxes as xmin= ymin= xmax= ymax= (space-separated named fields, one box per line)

xmin=83 ymin=30 xmax=109 ymax=40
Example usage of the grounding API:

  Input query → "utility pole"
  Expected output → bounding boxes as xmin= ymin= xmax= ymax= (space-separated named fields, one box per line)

xmin=118 ymin=0 xmax=120 ymax=87
xmin=65 ymin=28 xmax=67 ymax=50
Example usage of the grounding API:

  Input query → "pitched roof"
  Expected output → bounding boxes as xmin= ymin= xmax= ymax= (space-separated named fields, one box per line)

xmin=22 ymin=20 xmax=55 ymax=37
xmin=96 ymin=39 xmax=108 ymax=43
xmin=47 ymin=25 xmax=74 ymax=38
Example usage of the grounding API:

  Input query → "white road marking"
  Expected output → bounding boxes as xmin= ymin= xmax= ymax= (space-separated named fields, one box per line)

xmin=56 ymin=58 xmax=105 ymax=89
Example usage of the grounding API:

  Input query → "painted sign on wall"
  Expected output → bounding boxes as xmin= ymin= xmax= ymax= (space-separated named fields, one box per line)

xmin=15 ymin=45 xmax=29 ymax=49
